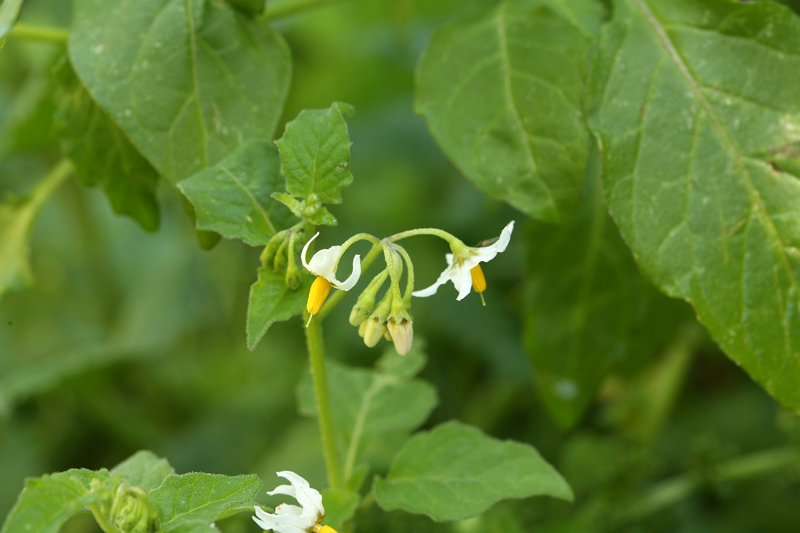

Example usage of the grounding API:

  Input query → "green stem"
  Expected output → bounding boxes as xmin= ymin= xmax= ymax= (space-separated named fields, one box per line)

xmin=7 ymin=23 xmax=69 ymax=44
xmin=393 ymin=244 xmax=415 ymax=302
xmin=317 ymin=244 xmax=383 ymax=321
xmin=263 ymin=0 xmax=353 ymax=20
xmin=620 ymin=447 xmax=800 ymax=521
xmin=87 ymin=505 xmax=118 ymax=533
xmin=387 ymin=227 xmax=462 ymax=247
xmin=304 ymin=317 xmax=342 ymax=491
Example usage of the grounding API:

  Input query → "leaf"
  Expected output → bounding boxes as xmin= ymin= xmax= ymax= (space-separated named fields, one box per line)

xmin=178 ymin=141 xmax=294 ymax=245
xmin=297 ymin=345 xmax=438 ymax=472
xmin=149 ymin=473 xmax=262 ymax=531
xmin=110 ymin=451 xmax=175 ymax=492
xmin=0 ymin=0 xmax=23 ymax=40
xmin=415 ymin=0 xmax=605 ymax=223
xmin=53 ymin=59 xmax=160 ymax=232
xmin=373 ymin=421 xmax=573 ymax=522
xmin=247 ymin=269 xmax=312 ymax=350
xmin=0 ymin=469 xmax=108 ymax=533
xmin=524 ymin=143 xmax=692 ymax=428
xmin=227 ymin=0 xmax=264 ymax=15
xmin=586 ymin=0 xmax=800 ymax=410
xmin=0 ymin=160 xmax=71 ymax=299
xmin=68 ymin=0 xmax=291 ymax=184
xmin=274 ymin=102 xmax=354 ymax=225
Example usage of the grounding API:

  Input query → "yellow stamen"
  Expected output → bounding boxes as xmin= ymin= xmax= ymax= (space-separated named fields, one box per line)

xmin=314 ymin=525 xmax=338 ymax=533
xmin=470 ymin=265 xmax=487 ymax=306
xmin=307 ymin=276 xmax=332 ymax=318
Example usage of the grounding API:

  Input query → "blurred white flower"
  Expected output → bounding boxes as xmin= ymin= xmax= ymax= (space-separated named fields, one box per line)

xmin=253 ymin=471 xmax=337 ymax=533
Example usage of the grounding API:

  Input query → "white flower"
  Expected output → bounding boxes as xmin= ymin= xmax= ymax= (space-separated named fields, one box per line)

xmin=253 ymin=471 xmax=334 ymax=533
xmin=301 ymin=233 xmax=361 ymax=291
xmin=412 ymin=221 xmax=514 ymax=301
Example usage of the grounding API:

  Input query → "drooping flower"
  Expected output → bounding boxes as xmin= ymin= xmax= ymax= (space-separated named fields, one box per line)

xmin=253 ymin=471 xmax=337 ymax=533
xmin=302 ymin=233 xmax=361 ymax=317
xmin=412 ymin=221 xmax=514 ymax=302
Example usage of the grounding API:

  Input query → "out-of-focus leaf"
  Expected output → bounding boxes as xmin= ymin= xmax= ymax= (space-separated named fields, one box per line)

xmin=274 ymin=102 xmax=354 ymax=226
xmin=587 ymin=0 xmax=800 ymax=410
xmin=247 ymin=269 xmax=312 ymax=350
xmin=0 ymin=0 xmax=24 ymax=40
xmin=68 ymin=0 xmax=291 ymax=183
xmin=179 ymin=141 xmax=293 ymax=246
xmin=525 ymin=144 xmax=691 ymax=428
xmin=110 ymin=451 xmax=175 ymax=492
xmin=373 ymin=421 xmax=573 ymax=522
xmin=150 ymin=473 xmax=262 ymax=531
xmin=0 ymin=470 xmax=108 ymax=533
xmin=0 ymin=160 xmax=70 ymax=299
xmin=297 ymin=345 xmax=437 ymax=470
xmin=415 ymin=0 xmax=605 ymax=222
xmin=227 ymin=0 xmax=264 ymax=15
xmin=54 ymin=60 xmax=160 ymax=232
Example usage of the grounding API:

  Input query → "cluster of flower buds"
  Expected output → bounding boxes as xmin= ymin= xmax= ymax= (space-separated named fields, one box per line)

xmin=261 ymin=225 xmax=309 ymax=290
xmin=300 ymin=221 xmax=514 ymax=356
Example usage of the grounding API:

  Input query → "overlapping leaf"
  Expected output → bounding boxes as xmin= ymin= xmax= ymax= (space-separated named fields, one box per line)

xmin=68 ymin=0 xmax=291 ymax=183
xmin=110 ymin=451 xmax=175 ymax=491
xmin=0 ymin=0 xmax=23 ymax=41
xmin=247 ymin=269 xmax=313 ymax=350
xmin=179 ymin=141 xmax=293 ymax=245
xmin=587 ymin=0 xmax=800 ymax=409
xmin=373 ymin=421 xmax=573 ymax=522
xmin=416 ymin=0 xmax=605 ymax=222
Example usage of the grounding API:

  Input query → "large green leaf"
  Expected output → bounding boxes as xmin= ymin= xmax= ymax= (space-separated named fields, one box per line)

xmin=68 ymin=0 xmax=291 ymax=184
xmin=110 ymin=451 xmax=175 ymax=492
xmin=178 ymin=141 xmax=293 ymax=245
xmin=373 ymin=421 xmax=572 ymax=522
xmin=150 ymin=473 xmax=262 ymax=531
xmin=274 ymin=102 xmax=354 ymax=225
xmin=54 ymin=60 xmax=160 ymax=232
xmin=0 ymin=0 xmax=23 ymax=40
xmin=415 ymin=0 xmax=605 ymax=222
xmin=0 ymin=160 xmax=70 ymax=299
xmin=525 ymin=144 xmax=691 ymax=428
xmin=247 ymin=269 xmax=312 ymax=350
xmin=587 ymin=0 xmax=800 ymax=410
xmin=0 ymin=470 xmax=108 ymax=533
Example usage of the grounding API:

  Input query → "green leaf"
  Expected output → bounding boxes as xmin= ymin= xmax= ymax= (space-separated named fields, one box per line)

xmin=297 ymin=345 xmax=438 ymax=473
xmin=586 ymin=0 xmax=800 ymax=410
xmin=274 ymin=102 xmax=354 ymax=225
xmin=247 ymin=269 xmax=312 ymax=350
xmin=68 ymin=0 xmax=291 ymax=184
xmin=0 ymin=0 xmax=23 ymax=40
xmin=110 ymin=451 xmax=175 ymax=492
xmin=54 ymin=59 xmax=160 ymax=232
xmin=0 ymin=469 xmax=109 ymax=533
xmin=525 ymin=143 xmax=692 ymax=428
xmin=0 ymin=160 xmax=71 ymax=299
xmin=150 ymin=473 xmax=262 ymax=531
xmin=415 ymin=0 xmax=605 ymax=222
xmin=178 ymin=141 xmax=294 ymax=246
xmin=227 ymin=0 xmax=265 ymax=15
xmin=373 ymin=421 xmax=573 ymax=522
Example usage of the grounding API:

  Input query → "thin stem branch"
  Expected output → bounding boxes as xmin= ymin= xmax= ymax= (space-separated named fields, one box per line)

xmin=387 ymin=227 xmax=461 ymax=246
xmin=7 ymin=23 xmax=69 ymax=44
xmin=304 ymin=317 xmax=342 ymax=491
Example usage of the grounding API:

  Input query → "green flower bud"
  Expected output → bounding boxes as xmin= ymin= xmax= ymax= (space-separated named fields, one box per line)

xmin=110 ymin=485 xmax=159 ymax=533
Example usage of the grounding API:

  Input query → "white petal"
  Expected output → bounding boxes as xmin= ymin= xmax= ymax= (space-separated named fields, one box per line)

xmin=300 ymin=232 xmax=320 ymax=272
xmin=471 ymin=220 xmax=516 ymax=264
xmin=274 ymin=504 xmax=304 ymax=516
xmin=454 ymin=262 xmax=474 ymax=301
xmin=253 ymin=506 xmax=307 ymax=533
xmin=331 ymin=253 xmax=361 ymax=290
xmin=412 ymin=254 xmax=456 ymax=298
xmin=495 ymin=220 xmax=514 ymax=253
xmin=275 ymin=471 xmax=324 ymax=521
xmin=308 ymin=246 xmax=341 ymax=279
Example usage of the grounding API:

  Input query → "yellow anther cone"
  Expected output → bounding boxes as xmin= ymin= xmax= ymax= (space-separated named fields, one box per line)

xmin=307 ymin=276 xmax=332 ymax=316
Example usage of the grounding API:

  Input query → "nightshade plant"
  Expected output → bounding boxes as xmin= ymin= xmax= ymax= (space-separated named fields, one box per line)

xmin=2 ymin=0 xmax=800 ymax=532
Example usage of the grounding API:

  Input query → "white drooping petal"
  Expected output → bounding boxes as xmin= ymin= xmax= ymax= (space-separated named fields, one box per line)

xmin=453 ymin=259 xmax=474 ymax=301
xmin=412 ymin=254 xmax=455 ymax=297
xmin=301 ymin=232 xmax=361 ymax=290
xmin=252 ymin=471 xmax=324 ymax=533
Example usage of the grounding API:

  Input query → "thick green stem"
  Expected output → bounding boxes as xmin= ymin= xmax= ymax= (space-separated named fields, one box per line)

xmin=263 ymin=0 xmax=353 ymax=20
xmin=7 ymin=23 xmax=69 ymax=44
xmin=304 ymin=317 xmax=342 ymax=491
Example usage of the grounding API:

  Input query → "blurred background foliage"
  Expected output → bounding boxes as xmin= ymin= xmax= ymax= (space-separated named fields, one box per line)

xmin=1 ymin=0 xmax=800 ymax=531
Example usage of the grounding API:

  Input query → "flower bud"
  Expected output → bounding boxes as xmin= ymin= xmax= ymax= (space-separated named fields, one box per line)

xmin=111 ymin=485 xmax=159 ymax=533
xmin=387 ymin=318 xmax=413 ymax=356
xmin=362 ymin=318 xmax=387 ymax=348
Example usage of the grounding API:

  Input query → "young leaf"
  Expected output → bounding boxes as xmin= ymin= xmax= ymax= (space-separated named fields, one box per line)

xmin=110 ymin=451 xmax=175 ymax=492
xmin=587 ymin=0 xmax=800 ymax=410
xmin=0 ymin=160 xmax=71 ymax=299
xmin=68 ymin=0 xmax=291 ymax=183
xmin=373 ymin=421 xmax=573 ymax=522
xmin=415 ymin=0 xmax=605 ymax=223
xmin=0 ymin=469 xmax=109 ymax=533
xmin=178 ymin=141 xmax=294 ymax=246
xmin=149 ymin=473 xmax=262 ymax=531
xmin=0 ymin=0 xmax=23 ymax=40
xmin=274 ymin=102 xmax=354 ymax=225
xmin=247 ymin=269 xmax=313 ymax=350
xmin=525 ymin=144 xmax=692 ymax=428
xmin=54 ymin=59 xmax=160 ymax=232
